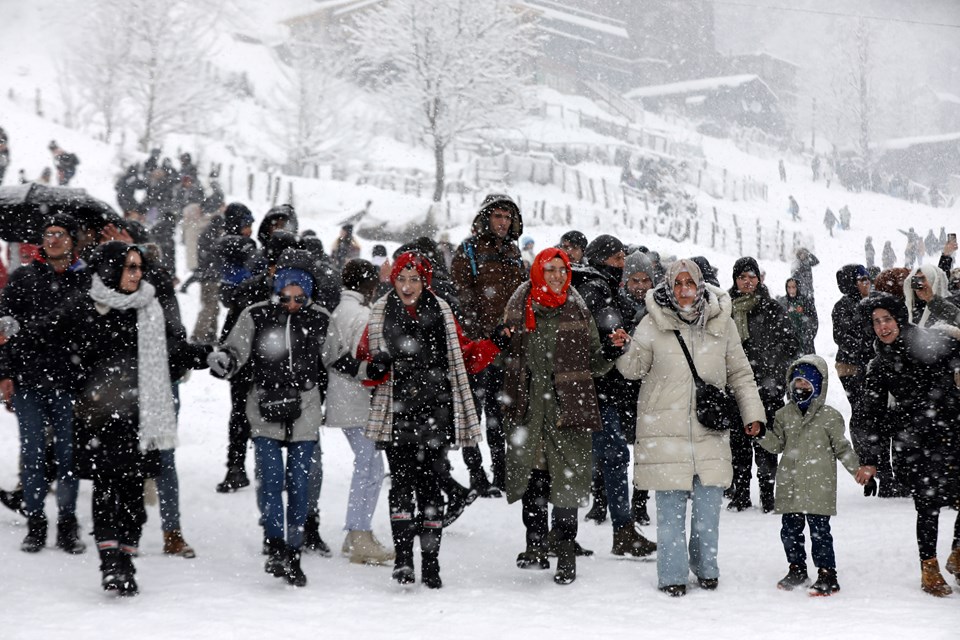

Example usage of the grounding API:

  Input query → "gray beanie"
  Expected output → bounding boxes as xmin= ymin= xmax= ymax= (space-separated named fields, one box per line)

xmin=622 ymin=250 xmax=656 ymax=285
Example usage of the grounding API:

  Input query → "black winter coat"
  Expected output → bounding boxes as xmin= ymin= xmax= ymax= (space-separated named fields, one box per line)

xmin=832 ymin=266 xmax=874 ymax=367
xmin=574 ymin=262 xmax=632 ymax=403
xmin=861 ymin=325 xmax=960 ymax=504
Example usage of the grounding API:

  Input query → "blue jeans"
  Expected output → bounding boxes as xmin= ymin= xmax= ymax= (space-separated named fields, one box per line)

xmin=254 ymin=437 xmax=316 ymax=549
xmin=781 ymin=513 xmax=835 ymax=569
xmin=655 ymin=475 xmax=723 ymax=588
xmin=14 ymin=388 xmax=78 ymax=518
xmin=593 ymin=403 xmax=632 ymax=529
xmin=342 ymin=428 xmax=385 ymax=531
xmin=156 ymin=449 xmax=180 ymax=531
xmin=307 ymin=437 xmax=323 ymax=518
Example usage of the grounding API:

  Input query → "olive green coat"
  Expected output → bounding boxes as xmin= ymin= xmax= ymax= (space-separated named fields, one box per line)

xmin=758 ymin=354 xmax=861 ymax=516
xmin=503 ymin=303 xmax=612 ymax=508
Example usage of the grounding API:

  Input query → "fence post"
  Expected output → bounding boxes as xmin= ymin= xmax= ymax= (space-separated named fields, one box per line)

xmin=589 ymin=178 xmax=596 ymax=204
xmin=576 ymin=172 xmax=583 ymax=200
xmin=711 ymin=222 xmax=716 ymax=248
xmin=265 ymin=171 xmax=272 ymax=201
xmin=228 ymin=164 xmax=234 ymax=195
xmin=602 ymin=178 xmax=609 ymax=208
xmin=756 ymin=218 xmax=762 ymax=256
xmin=287 ymin=181 xmax=295 ymax=207
xmin=566 ymin=205 xmax=572 ymax=225
xmin=272 ymin=175 xmax=281 ymax=206
xmin=736 ymin=226 xmax=743 ymax=256
xmin=247 ymin=172 xmax=254 ymax=201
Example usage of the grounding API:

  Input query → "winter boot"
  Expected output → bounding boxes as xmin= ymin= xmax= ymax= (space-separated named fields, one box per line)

xmin=547 ymin=528 xmax=594 ymax=557
xmin=920 ymin=558 xmax=953 ymax=597
xmin=491 ymin=456 xmax=507 ymax=494
xmin=808 ymin=568 xmax=840 ymax=597
xmin=215 ymin=466 xmax=249 ymax=493
xmin=553 ymin=540 xmax=577 ymax=585
xmin=760 ymin=483 xmax=775 ymax=514
xmin=21 ymin=514 xmax=47 ymax=553
xmin=442 ymin=484 xmax=478 ymax=528
xmin=470 ymin=470 xmax=501 ymax=499
xmin=283 ymin=546 xmax=307 ymax=587
xmin=99 ymin=546 xmax=125 ymax=593
xmin=612 ymin=524 xmax=657 ymax=557
xmin=390 ymin=513 xmax=417 ymax=585
xmin=698 ymin=577 xmax=719 ymax=590
xmin=584 ymin=470 xmax=607 ymax=524
xmin=264 ymin=537 xmax=287 ymax=578
xmin=56 ymin=514 xmax=87 ymax=554
xmin=726 ymin=491 xmax=752 ymax=512
xmin=162 ymin=529 xmax=196 ymax=558
xmin=632 ymin=490 xmax=650 ymax=526
xmin=516 ymin=543 xmax=550 ymax=570
xmin=0 ymin=487 xmax=25 ymax=516
xmin=945 ymin=548 xmax=960 ymax=585
xmin=659 ymin=584 xmax=687 ymax=597
xmin=777 ymin=563 xmax=809 ymax=590
xmin=117 ymin=550 xmax=139 ymax=597
xmin=420 ymin=516 xmax=443 ymax=589
xmin=302 ymin=513 xmax=332 ymax=557
xmin=346 ymin=530 xmax=395 ymax=565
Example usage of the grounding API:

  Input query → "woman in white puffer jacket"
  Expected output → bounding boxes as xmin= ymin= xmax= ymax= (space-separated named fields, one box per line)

xmin=617 ymin=258 xmax=765 ymax=597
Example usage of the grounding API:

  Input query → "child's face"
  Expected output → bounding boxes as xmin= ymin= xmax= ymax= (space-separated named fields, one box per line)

xmin=793 ymin=378 xmax=813 ymax=392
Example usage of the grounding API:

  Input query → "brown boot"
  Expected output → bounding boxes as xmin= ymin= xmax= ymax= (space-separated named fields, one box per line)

xmin=920 ymin=558 xmax=952 ymax=597
xmin=612 ymin=524 xmax=657 ymax=557
xmin=945 ymin=548 xmax=960 ymax=585
xmin=163 ymin=530 xmax=197 ymax=559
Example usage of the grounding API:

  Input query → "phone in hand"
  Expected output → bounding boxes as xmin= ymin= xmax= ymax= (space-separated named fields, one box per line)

xmin=949 ymin=233 xmax=957 ymax=243
xmin=911 ymin=275 xmax=924 ymax=290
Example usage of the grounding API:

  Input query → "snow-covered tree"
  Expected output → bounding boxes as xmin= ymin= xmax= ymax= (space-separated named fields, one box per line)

xmin=351 ymin=0 xmax=537 ymax=201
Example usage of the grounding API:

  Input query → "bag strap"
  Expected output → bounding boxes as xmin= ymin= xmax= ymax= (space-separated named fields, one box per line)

xmin=673 ymin=330 xmax=703 ymax=384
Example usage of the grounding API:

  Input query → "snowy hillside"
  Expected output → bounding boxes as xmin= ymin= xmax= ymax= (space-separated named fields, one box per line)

xmin=1 ymin=1 xmax=960 ymax=639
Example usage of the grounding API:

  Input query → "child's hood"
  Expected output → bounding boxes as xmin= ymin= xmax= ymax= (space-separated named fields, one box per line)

xmin=785 ymin=354 xmax=829 ymax=416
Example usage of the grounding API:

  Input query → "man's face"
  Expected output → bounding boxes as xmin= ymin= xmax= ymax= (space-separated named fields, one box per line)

xmin=736 ymin=271 xmax=759 ymax=295
xmin=856 ymin=276 xmax=871 ymax=299
xmin=279 ymin=284 xmax=306 ymax=314
xmin=489 ymin=208 xmax=513 ymax=239
xmin=42 ymin=226 xmax=73 ymax=261
xmin=603 ymin=251 xmax=626 ymax=270
xmin=561 ymin=242 xmax=583 ymax=263
xmin=872 ymin=309 xmax=900 ymax=344
xmin=625 ymin=271 xmax=653 ymax=302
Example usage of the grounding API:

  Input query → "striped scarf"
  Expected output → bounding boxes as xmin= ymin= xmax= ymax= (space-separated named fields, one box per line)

xmin=364 ymin=292 xmax=481 ymax=447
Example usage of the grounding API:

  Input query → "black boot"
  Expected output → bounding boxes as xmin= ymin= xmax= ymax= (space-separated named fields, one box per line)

xmin=264 ymin=537 xmax=286 ymax=577
xmin=632 ymin=489 xmax=650 ymax=526
xmin=442 ymin=484 xmax=478 ymax=528
xmin=547 ymin=528 xmax=594 ymax=557
xmin=56 ymin=514 xmax=87 ymax=554
xmin=420 ymin=516 xmax=443 ymax=589
xmin=283 ymin=546 xmax=307 ymax=587
xmin=726 ymin=490 xmax=752 ymax=512
xmin=391 ymin=515 xmax=417 ymax=585
xmin=100 ymin=547 xmax=124 ymax=593
xmin=216 ymin=467 xmax=249 ymax=493
xmin=584 ymin=469 xmax=607 ymax=524
xmin=302 ymin=514 xmax=332 ymax=557
xmin=517 ymin=525 xmax=550 ymax=570
xmin=808 ymin=568 xmax=840 ymax=596
xmin=760 ymin=483 xmax=775 ymax=514
xmin=777 ymin=563 xmax=809 ymax=591
xmin=553 ymin=540 xmax=577 ymax=585
xmin=470 ymin=469 xmax=501 ymax=499
xmin=21 ymin=514 xmax=47 ymax=553
xmin=117 ymin=551 xmax=139 ymax=597
xmin=612 ymin=524 xmax=657 ymax=557
xmin=0 ymin=487 xmax=25 ymax=516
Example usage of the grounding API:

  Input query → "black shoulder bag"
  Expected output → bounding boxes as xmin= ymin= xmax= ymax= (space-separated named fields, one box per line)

xmin=673 ymin=330 xmax=739 ymax=432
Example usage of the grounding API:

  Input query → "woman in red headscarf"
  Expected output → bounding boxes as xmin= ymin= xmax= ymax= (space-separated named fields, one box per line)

xmin=499 ymin=247 xmax=628 ymax=586
xmin=357 ymin=251 xmax=508 ymax=589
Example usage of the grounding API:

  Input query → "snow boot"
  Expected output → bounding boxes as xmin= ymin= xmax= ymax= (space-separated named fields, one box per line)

xmin=302 ymin=513 xmax=332 ymax=557
xmin=659 ymin=584 xmax=687 ymax=597
xmin=945 ymin=548 xmax=960 ymax=585
xmin=21 ymin=514 xmax=47 ymax=553
xmin=553 ymin=540 xmax=577 ymax=585
xmin=283 ymin=546 xmax=307 ymax=587
xmin=777 ymin=563 xmax=809 ymax=591
xmin=470 ymin=470 xmax=501 ymax=499
xmin=698 ymin=577 xmax=719 ymax=590
xmin=726 ymin=491 xmax=752 ymax=512
xmin=584 ymin=469 xmax=607 ymax=524
xmin=56 ymin=514 xmax=86 ymax=554
xmin=264 ymin=537 xmax=286 ymax=578
xmin=117 ymin=550 xmax=139 ymax=597
xmin=808 ymin=568 xmax=840 ymax=597
xmin=442 ymin=484 xmax=478 ymax=528
xmin=612 ymin=524 xmax=657 ymax=557
xmin=516 ymin=544 xmax=550 ymax=570
xmin=420 ymin=516 xmax=443 ymax=589
xmin=215 ymin=466 xmax=249 ymax=493
xmin=0 ymin=486 xmax=25 ymax=516
xmin=632 ymin=489 xmax=650 ymax=526
xmin=920 ymin=558 xmax=953 ymax=597
xmin=390 ymin=513 xmax=417 ymax=585
xmin=760 ymin=483 xmax=775 ymax=514
xmin=99 ymin=547 xmax=127 ymax=593
xmin=547 ymin=528 xmax=594 ymax=557
xmin=345 ymin=530 xmax=395 ymax=565
xmin=162 ymin=529 xmax=196 ymax=558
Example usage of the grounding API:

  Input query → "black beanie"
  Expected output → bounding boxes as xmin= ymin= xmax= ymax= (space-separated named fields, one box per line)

xmin=859 ymin=292 xmax=909 ymax=328
xmin=223 ymin=202 xmax=254 ymax=235
xmin=560 ymin=230 xmax=588 ymax=250
xmin=342 ymin=259 xmax=378 ymax=292
xmin=264 ymin=231 xmax=299 ymax=265
xmin=89 ymin=241 xmax=142 ymax=291
xmin=732 ymin=256 xmax=762 ymax=282
xmin=584 ymin=234 xmax=625 ymax=265
xmin=44 ymin=212 xmax=80 ymax=246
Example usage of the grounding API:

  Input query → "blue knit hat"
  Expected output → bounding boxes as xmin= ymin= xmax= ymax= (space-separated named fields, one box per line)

xmin=273 ymin=267 xmax=314 ymax=299
xmin=790 ymin=362 xmax=822 ymax=410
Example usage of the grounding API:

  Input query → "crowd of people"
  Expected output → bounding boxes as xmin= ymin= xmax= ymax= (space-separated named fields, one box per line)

xmin=0 ymin=177 xmax=958 ymax=602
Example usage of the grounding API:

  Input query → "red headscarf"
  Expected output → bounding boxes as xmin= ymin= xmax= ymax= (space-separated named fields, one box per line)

xmin=390 ymin=251 xmax=433 ymax=289
xmin=526 ymin=247 xmax=572 ymax=331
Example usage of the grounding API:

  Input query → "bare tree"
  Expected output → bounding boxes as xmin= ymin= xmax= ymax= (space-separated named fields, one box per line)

xmin=352 ymin=0 xmax=537 ymax=201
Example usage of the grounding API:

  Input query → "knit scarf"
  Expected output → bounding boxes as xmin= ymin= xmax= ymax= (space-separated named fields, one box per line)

xmin=731 ymin=294 xmax=759 ymax=342
xmin=89 ymin=275 xmax=178 ymax=452
xmin=525 ymin=248 xmax=572 ymax=331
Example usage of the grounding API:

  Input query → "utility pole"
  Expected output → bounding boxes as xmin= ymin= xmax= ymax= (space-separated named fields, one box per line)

xmin=811 ymin=97 xmax=816 ymax=152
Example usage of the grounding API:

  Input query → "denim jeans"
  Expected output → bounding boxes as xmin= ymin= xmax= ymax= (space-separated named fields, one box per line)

xmin=593 ymin=403 xmax=632 ymax=529
xmin=655 ymin=475 xmax=723 ymax=588
xmin=342 ymin=428 xmax=385 ymax=531
xmin=155 ymin=449 xmax=180 ymax=531
xmin=254 ymin=437 xmax=316 ymax=549
xmin=781 ymin=513 xmax=835 ymax=569
xmin=307 ymin=437 xmax=323 ymax=519
xmin=14 ymin=388 xmax=78 ymax=518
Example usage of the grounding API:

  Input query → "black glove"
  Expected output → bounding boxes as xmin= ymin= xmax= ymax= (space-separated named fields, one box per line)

xmin=863 ymin=476 xmax=878 ymax=497
xmin=601 ymin=334 xmax=626 ymax=361
xmin=490 ymin=323 xmax=512 ymax=351
xmin=366 ymin=350 xmax=393 ymax=380
xmin=331 ymin=352 xmax=362 ymax=377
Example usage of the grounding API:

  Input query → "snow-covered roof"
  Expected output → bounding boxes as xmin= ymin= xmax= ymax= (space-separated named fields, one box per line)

xmin=518 ymin=0 xmax=630 ymax=40
xmin=281 ymin=0 xmax=383 ymax=24
xmin=728 ymin=51 xmax=800 ymax=69
xmin=539 ymin=25 xmax=596 ymax=46
xmin=874 ymin=131 xmax=960 ymax=151
xmin=934 ymin=91 xmax=960 ymax=105
xmin=624 ymin=75 xmax=763 ymax=100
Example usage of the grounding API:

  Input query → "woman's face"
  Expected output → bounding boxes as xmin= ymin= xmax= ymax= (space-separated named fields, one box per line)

xmin=119 ymin=250 xmax=143 ymax=293
xmin=786 ymin=280 xmax=798 ymax=297
xmin=542 ymin=257 xmax=568 ymax=295
xmin=279 ymin=284 xmax=306 ymax=313
xmin=673 ymin=271 xmax=698 ymax=307
xmin=394 ymin=266 xmax=424 ymax=305
xmin=872 ymin=309 xmax=900 ymax=344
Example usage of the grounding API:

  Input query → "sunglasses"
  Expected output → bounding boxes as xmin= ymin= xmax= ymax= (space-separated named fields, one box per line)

xmin=279 ymin=294 xmax=307 ymax=304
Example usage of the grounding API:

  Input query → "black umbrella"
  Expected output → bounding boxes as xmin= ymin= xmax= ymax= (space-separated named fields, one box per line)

xmin=0 ymin=183 xmax=121 ymax=243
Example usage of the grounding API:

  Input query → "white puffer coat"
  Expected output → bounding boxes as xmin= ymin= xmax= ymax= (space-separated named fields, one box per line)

xmin=617 ymin=284 xmax=765 ymax=491
xmin=321 ymin=290 xmax=373 ymax=428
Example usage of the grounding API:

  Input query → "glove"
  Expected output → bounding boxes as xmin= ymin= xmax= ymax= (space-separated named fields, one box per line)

xmin=207 ymin=349 xmax=234 ymax=379
xmin=600 ymin=334 xmax=626 ymax=361
xmin=366 ymin=350 xmax=393 ymax=380
xmin=863 ymin=476 xmax=878 ymax=497
xmin=0 ymin=316 xmax=20 ymax=339
xmin=330 ymin=352 xmax=362 ymax=377
xmin=490 ymin=323 xmax=512 ymax=351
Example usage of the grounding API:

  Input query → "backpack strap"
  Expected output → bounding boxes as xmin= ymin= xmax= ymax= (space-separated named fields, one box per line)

xmin=461 ymin=239 xmax=478 ymax=277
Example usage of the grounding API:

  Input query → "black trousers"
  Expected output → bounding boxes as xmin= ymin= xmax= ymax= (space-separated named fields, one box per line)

xmin=463 ymin=365 xmax=506 ymax=485
xmin=92 ymin=473 xmax=145 ymax=551
xmin=914 ymin=495 xmax=960 ymax=561
xmin=226 ymin=377 xmax=252 ymax=471
xmin=385 ymin=443 xmax=446 ymax=565
xmin=730 ymin=419 xmax=777 ymax=499
xmin=521 ymin=470 xmax=577 ymax=547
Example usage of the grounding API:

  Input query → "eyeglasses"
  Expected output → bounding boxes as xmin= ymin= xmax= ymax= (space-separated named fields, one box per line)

xmin=43 ymin=230 xmax=68 ymax=240
xmin=123 ymin=262 xmax=142 ymax=272
xmin=543 ymin=267 xmax=568 ymax=276
xmin=279 ymin=294 xmax=307 ymax=304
